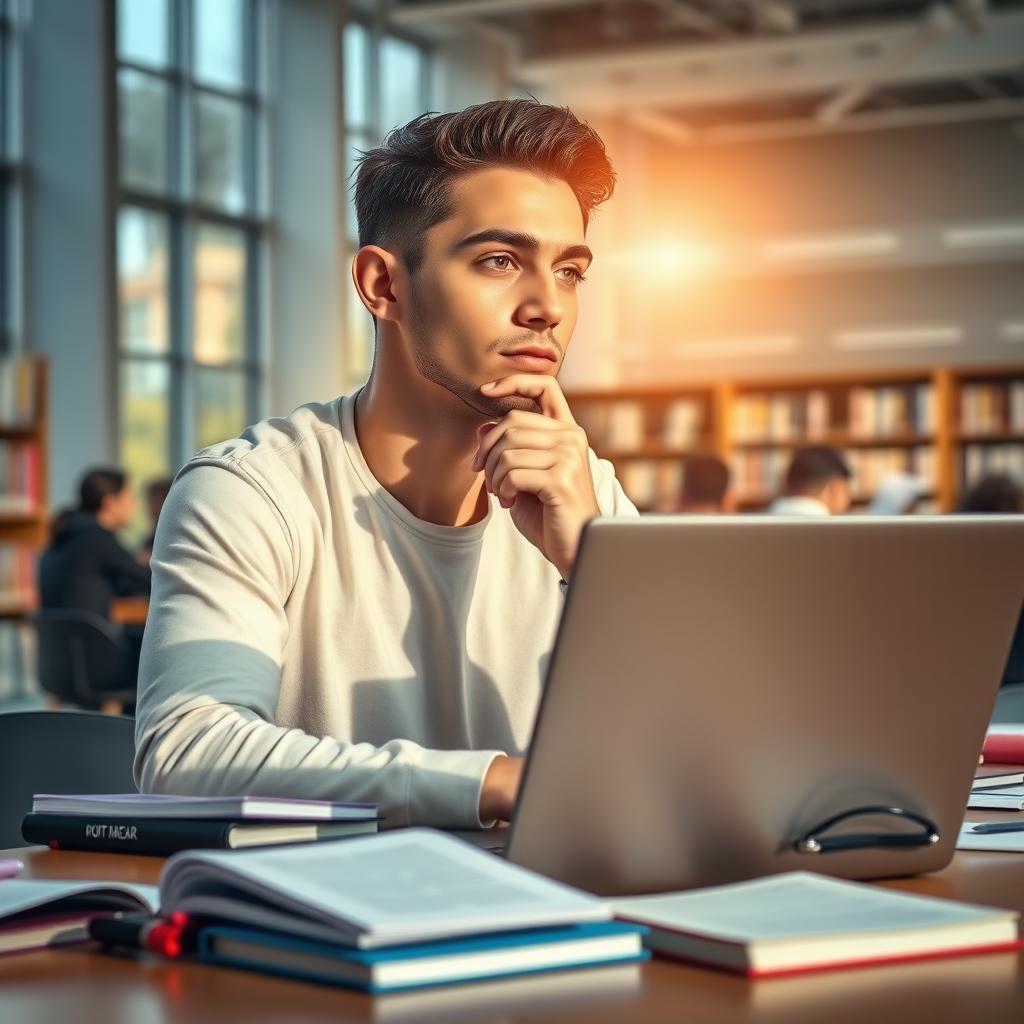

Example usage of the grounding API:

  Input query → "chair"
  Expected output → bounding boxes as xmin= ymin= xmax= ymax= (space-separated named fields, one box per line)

xmin=0 ymin=710 xmax=136 ymax=848
xmin=32 ymin=609 xmax=138 ymax=711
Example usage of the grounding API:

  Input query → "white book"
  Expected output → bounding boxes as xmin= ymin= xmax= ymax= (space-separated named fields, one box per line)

xmin=160 ymin=829 xmax=610 ymax=950
xmin=613 ymin=871 xmax=1019 ymax=977
xmin=957 ymin=822 xmax=1024 ymax=852
xmin=32 ymin=792 xmax=378 ymax=821
xmin=967 ymin=785 xmax=1024 ymax=811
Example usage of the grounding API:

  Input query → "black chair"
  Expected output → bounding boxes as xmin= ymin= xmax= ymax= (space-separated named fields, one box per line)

xmin=0 ymin=710 xmax=136 ymax=848
xmin=32 ymin=609 xmax=138 ymax=710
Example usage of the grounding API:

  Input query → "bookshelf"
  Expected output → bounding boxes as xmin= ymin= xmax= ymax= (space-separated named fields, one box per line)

xmin=951 ymin=365 xmax=1024 ymax=501
xmin=566 ymin=366 xmax=1020 ymax=514
xmin=0 ymin=356 xmax=49 ymax=617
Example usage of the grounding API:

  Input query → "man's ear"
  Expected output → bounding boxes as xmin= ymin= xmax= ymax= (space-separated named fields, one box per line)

xmin=351 ymin=245 xmax=403 ymax=323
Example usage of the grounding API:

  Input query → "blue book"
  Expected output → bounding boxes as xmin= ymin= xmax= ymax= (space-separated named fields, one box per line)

xmin=197 ymin=920 xmax=649 ymax=994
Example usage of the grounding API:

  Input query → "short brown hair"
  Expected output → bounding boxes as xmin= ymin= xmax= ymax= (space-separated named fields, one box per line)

xmin=353 ymin=99 xmax=615 ymax=272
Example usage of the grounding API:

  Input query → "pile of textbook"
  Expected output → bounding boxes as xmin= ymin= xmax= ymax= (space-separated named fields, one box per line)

xmin=2 ymin=830 xmax=647 ymax=991
xmin=22 ymin=793 xmax=381 ymax=855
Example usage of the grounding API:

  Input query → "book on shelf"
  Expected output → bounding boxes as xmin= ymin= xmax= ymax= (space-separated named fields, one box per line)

xmin=982 ymin=726 xmax=1024 ymax=765
xmin=661 ymin=398 xmax=704 ymax=450
xmin=606 ymin=402 xmax=645 ymax=451
xmin=848 ymin=384 xmax=932 ymax=438
xmin=732 ymin=390 xmax=830 ymax=444
xmin=0 ymin=878 xmax=159 ymax=955
xmin=0 ymin=441 xmax=40 ymax=515
xmin=0 ymin=357 xmax=40 ymax=428
xmin=0 ymin=543 xmax=34 ymax=607
xmin=959 ymin=381 xmax=1024 ymax=435
xmin=962 ymin=444 xmax=1024 ymax=486
xmin=613 ymin=871 xmax=1020 ymax=978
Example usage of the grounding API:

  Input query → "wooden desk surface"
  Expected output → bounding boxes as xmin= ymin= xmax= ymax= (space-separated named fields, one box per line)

xmin=4 ymin=813 xmax=1024 ymax=1023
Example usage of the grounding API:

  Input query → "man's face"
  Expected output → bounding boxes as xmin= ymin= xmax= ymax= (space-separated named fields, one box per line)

xmin=399 ymin=167 xmax=591 ymax=419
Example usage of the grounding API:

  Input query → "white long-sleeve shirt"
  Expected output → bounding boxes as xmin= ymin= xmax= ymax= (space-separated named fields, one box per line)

xmin=133 ymin=393 xmax=637 ymax=828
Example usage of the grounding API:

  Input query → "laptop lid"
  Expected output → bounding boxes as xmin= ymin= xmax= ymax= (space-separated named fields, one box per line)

xmin=505 ymin=516 xmax=1024 ymax=896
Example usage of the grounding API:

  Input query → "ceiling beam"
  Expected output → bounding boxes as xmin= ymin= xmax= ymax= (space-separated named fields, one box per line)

xmin=518 ymin=10 xmax=1024 ymax=113
xmin=390 ymin=0 xmax=600 ymax=24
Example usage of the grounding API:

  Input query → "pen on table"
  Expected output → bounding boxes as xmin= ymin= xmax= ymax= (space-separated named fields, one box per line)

xmin=0 ymin=858 xmax=24 ymax=879
xmin=88 ymin=911 xmax=194 ymax=957
xmin=969 ymin=822 xmax=1024 ymax=835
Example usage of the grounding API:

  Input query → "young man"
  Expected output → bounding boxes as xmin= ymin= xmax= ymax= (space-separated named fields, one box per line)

xmin=134 ymin=100 xmax=636 ymax=828
xmin=767 ymin=445 xmax=853 ymax=516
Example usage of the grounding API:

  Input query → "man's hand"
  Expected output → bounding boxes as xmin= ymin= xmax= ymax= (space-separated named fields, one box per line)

xmin=471 ymin=375 xmax=599 ymax=580
xmin=479 ymin=755 xmax=524 ymax=823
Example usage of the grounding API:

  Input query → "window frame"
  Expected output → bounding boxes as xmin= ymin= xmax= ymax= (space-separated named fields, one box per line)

xmin=113 ymin=0 xmax=267 ymax=476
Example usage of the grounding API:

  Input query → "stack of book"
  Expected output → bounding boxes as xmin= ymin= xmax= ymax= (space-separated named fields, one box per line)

xmin=22 ymin=793 xmax=380 ymax=855
xmin=4 ymin=829 xmax=644 ymax=992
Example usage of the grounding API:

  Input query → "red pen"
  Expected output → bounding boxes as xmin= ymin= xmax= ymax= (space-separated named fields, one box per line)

xmin=88 ymin=911 xmax=195 ymax=958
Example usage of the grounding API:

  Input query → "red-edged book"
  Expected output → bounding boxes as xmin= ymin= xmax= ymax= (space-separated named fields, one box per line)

xmin=614 ymin=872 xmax=1021 ymax=979
xmin=982 ymin=727 xmax=1024 ymax=766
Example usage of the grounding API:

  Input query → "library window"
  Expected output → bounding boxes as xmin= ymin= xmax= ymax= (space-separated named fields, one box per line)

xmin=342 ymin=21 xmax=431 ymax=387
xmin=115 ymin=0 xmax=266 ymax=536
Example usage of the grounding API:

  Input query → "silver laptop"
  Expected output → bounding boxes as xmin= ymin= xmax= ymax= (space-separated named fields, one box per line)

xmin=504 ymin=516 xmax=1024 ymax=896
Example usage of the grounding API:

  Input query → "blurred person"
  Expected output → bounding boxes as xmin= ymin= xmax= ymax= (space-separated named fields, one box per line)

xmin=679 ymin=452 xmax=733 ymax=514
xmin=134 ymin=99 xmax=636 ymax=828
xmin=768 ymin=445 xmax=852 ymax=517
xmin=958 ymin=474 xmax=1024 ymax=514
xmin=868 ymin=472 xmax=928 ymax=516
xmin=138 ymin=476 xmax=174 ymax=566
xmin=39 ymin=467 xmax=152 ymax=708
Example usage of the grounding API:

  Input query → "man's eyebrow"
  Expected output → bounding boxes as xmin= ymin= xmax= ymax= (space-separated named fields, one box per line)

xmin=451 ymin=229 xmax=592 ymax=265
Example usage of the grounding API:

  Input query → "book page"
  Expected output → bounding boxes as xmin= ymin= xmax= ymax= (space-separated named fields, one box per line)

xmin=613 ymin=872 xmax=1007 ymax=943
xmin=0 ymin=879 xmax=159 ymax=920
xmin=161 ymin=829 xmax=607 ymax=947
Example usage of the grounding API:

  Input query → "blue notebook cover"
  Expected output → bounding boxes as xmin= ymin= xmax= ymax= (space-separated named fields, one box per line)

xmin=197 ymin=920 xmax=649 ymax=994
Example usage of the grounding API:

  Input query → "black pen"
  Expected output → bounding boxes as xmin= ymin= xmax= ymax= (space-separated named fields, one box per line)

xmin=969 ymin=822 xmax=1024 ymax=835
xmin=88 ymin=911 xmax=193 ymax=957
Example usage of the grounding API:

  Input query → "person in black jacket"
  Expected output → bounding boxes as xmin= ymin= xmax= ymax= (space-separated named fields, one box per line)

xmin=39 ymin=467 xmax=152 ymax=705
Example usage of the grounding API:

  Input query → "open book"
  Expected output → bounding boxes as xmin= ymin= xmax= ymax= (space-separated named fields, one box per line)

xmin=613 ymin=872 xmax=1020 ymax=977
xmin=0 ymin=879 xmax=158 ymax=955
xmin=159 ymin=829 xmax=610 ymax=950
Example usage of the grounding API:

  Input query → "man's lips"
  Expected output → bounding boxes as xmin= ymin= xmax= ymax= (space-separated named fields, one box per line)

xmin=499 ymin=347 xmax=559 ymax=371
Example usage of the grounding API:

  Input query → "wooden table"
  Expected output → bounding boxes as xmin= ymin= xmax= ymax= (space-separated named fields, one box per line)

xmin=3 ymin=819 xmax=1024 ymax=1024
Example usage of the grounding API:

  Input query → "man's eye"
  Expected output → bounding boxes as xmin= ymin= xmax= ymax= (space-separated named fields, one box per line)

xmin=481 ymin=255 xmax=515 ymax=272
xmin=557 ymin=267 xmax=587 ymax=286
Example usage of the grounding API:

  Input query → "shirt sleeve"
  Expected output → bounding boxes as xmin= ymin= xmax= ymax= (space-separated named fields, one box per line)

xmin=589 ymin=450 xmax=640 ymax=518
xmin=133 ymin=460 xmax=502 ymax=829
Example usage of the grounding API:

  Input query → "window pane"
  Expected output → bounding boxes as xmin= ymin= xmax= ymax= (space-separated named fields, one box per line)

xmin=195 ymin=367 xmax=246 ymax=449
xmin=345 ymin=136 xmax=371 ymax=245
xmin=195 ymin=92 xmax=246 ymax=213
xmin=381 ymin=37 xmax=425 ymax=134
xmin=343 ymin=22 xmax=369 ymax=128
xmin=346 ymin=291 xmax=372 ymax=386
xmin=119 ymin=69 xmax=168 ymax=193
xmin=194 ymin=0 xmax=244 ymax=90
xmin=120 ymin=359 xmax=171 ymax=484
xmin=118 ymin=207 xmax=169 ymax=354
xmin=194 ymin=223 xmax=246 ymax=365
xmin=117 ymin=0 xmax=169 ymax=68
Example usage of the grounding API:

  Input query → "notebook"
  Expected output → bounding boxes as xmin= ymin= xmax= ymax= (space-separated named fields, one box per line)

xmin=157 ymin=829 xmax=611 ymax=950
xmin=197 ymin=920 xmax=647 ymax=993
xmin=973 ymin=771 xmax=1024 ymax=791
xmin=613 ymin=872 xmax=1020 ymax=978
xmin=967 ymin=785 xmax=1024 ymax=810
xmin=0 ymin=879 xmax=158 ymax=955
xmin=21 ymin=812 xmax=378 ymax=855
xmin=31 ymin=793 xmax=378 ymax=821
